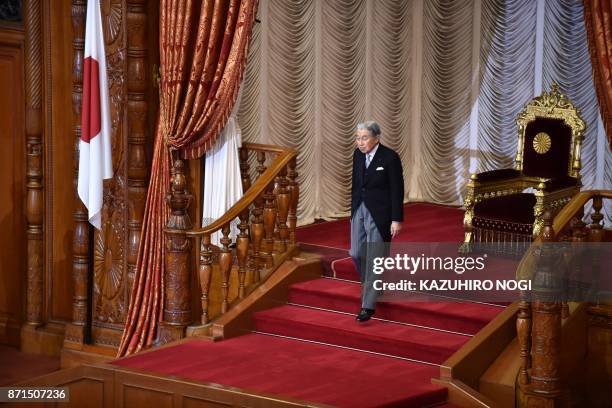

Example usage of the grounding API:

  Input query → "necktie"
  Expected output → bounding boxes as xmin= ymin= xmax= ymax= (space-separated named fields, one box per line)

xmin=365 ymin=153 xmax=371 ymax=168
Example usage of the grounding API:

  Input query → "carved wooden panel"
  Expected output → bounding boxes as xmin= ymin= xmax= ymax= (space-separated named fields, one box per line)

xmin=0 ymin=26 xmax=25 ymax=346
xmin=91 ymin=0 xmax=128 ymax=347
xmin=90 ymin=0 xmax=151 ymax=348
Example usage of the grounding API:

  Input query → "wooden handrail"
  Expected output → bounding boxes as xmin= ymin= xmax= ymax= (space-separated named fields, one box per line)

xmin=533 ymin=190 xmax=612 ymax=242
xmin=186 ymin=143 xmax=297 ymax=237
xmin=159 ymin=142 xmax=301 ymax=332
xmin=241 ymin=142 xmax=291 ymax=154
xmin=516 ymin=189 xmax=611 ymax=407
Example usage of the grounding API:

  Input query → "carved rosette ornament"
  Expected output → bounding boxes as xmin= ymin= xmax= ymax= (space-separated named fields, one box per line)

xmin=93 ymin=213 xmax=125 ymax=324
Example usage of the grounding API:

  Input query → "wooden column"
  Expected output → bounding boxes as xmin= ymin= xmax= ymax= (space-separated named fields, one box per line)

xmin=23 ymin=0 xmax=44 ymax=328
xmin=66 ymin=0 xmax=89 ymax=345
xmin=126 ymin=0 xmax=148 ymax=298
xmin=158 ymin=159 xmax=193 ymax=344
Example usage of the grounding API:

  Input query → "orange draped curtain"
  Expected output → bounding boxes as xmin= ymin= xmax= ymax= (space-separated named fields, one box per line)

xmin=584 ymin=0 xmax=612 ymax=149
xmin=118 ymin=0 xmax=258 ymax=356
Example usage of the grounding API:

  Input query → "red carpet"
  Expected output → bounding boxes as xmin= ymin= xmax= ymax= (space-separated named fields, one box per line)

xmin=253 ymin=304 xmax=470 ymax=364
xmin=114 ymin=202 xmax=507 ymax=407
xmin=296 ymin=203 xmax=465 ymax=250
xmin=286 ymin=278 xmax=504 ymax=335
xmin=298 ymin=203 xmax=465 ymax=281
xmin=113 ymin=334 xmax=447 ymax=408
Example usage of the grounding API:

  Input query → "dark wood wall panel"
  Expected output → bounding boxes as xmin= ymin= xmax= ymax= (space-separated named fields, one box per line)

xmin=122 ymin=386 xmax=174 ymax=408
xmin=47 ymin=0 xmax=76 ymax=322
xmin=0 ymin=25 xmax=25 ymax=346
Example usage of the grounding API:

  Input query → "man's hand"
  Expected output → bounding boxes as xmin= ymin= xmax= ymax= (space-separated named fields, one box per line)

xmin=391 ymin=221 xmax=402 ymax=238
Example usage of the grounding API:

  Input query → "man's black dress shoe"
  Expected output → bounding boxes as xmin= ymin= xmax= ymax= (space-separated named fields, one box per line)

xmin=356 ymin=308 xmax=375 ymax=322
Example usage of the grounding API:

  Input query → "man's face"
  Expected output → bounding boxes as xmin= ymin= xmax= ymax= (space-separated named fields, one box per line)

xmin=355 ymin=128 xmax=379 ymax=154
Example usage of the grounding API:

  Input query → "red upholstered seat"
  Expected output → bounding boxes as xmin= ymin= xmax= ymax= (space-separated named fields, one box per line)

xmin=473 ymin=193 xmax=536 ymax=224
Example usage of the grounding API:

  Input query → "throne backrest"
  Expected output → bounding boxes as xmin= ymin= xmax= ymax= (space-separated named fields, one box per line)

xmin=515 ymin=84 xmax=586 ymax=180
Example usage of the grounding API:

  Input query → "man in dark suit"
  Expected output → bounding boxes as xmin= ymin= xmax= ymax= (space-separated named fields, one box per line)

xmin=350 ymin=121 xmax=404 ymax=322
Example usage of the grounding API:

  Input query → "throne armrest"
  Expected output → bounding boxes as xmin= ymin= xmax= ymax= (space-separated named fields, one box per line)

xmin=472 ymin=169 xmax=521 ymax=183
xmin=543 ymin=176 xmax=578 ymax=192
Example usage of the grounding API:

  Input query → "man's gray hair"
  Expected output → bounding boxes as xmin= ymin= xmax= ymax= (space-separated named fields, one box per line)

xmin=356 ymin=121 xmax=381 ymax=137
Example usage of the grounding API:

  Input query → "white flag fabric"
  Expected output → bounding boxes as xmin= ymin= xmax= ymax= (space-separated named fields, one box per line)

xmin=78 ymin=0 xmax=113 ymax=229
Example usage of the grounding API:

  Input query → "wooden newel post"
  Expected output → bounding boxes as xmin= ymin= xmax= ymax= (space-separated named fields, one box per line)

xmin=520 ymin=211 xmax=565 ymax=407
xmin=158 ymin=158 xmax=193 ymax=344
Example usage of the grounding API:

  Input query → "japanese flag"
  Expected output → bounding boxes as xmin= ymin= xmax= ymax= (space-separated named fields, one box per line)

xmin=78 ymin=0 xmax=113 ymax=229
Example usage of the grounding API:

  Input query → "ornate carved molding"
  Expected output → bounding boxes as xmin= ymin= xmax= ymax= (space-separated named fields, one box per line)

xmin=70 ymin=0 xmax=89 ymax=344
xmin=92 ymin=0 xmax=127 ymax=336
xmin=24 ymin=0 xmax=44 ymax=327
xmin=515 ymin=83 xmax=586 ymax=178
xmin=126 ymin=0 xmax=148 ymax=322
xmin=158 ymin=159 xmax=193 ymax=344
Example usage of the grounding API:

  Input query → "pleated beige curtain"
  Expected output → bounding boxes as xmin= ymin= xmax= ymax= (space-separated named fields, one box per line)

xmin=239 ymin=0 xmax=612 ymax=225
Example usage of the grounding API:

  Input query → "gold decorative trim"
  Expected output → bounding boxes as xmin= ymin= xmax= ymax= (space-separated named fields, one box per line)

xmin=515 ymin=83 xmax=586 ymax=178
xmin=533 ymin=132 xmax=551 ymax=154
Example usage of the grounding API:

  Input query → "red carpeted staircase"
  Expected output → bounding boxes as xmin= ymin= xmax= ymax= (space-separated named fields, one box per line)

xmin=114 ymin=204 xmax=505 ymax=407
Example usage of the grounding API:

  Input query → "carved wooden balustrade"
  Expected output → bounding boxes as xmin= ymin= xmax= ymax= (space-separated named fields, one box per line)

xmin=157 ymin=143 xmax=299 ymax=343
xmin=516 ymin=190 xmax=612 ymax=407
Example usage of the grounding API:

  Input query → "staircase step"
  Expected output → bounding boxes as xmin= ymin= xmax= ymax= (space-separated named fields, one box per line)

xmin=254 ymin=304 xmax=470 ymax=364
xmin=288 ymin=278 xmax=504 ymax=335
xmin=113 ymin=334 xmax=449 ymax=408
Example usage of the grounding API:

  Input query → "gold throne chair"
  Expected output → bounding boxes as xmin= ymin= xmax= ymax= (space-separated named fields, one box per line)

xmin=463 ymin=84 xmax=586 ymax=253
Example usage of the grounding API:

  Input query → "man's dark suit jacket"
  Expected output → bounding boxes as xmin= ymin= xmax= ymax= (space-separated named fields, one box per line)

xmin=351 ymin=143 xmax=404 ymax=242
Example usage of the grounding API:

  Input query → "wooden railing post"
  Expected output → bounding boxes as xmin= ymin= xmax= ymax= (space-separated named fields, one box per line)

xmin=236 ymin=209 xmax=250 ymax=298
xmin=287 ymin=157 xmax=298 ymax=243
xmin=219 ymin=225 xmax=233 ymax=314
xmin=199 ymin=235 xmax=213 ymax=324
xmin=249 ymin=151 xmax=267 ymax=281
xmin=158 ymin=158 xmax=192 ymax=344
xmin=250 ymin=195 xmax=264 ymax=282
xmin=276 ymin=166 xmax=290 ymax=253
xmin=517 ymin=297 xmax=531 ymax=386
xmin=588 ymin=195 xmax=604 ymax=242
xmin=239 ymin=146 xmax=251 ymax=192
xmin=263 ymin=181 xmax=277 ymax=266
